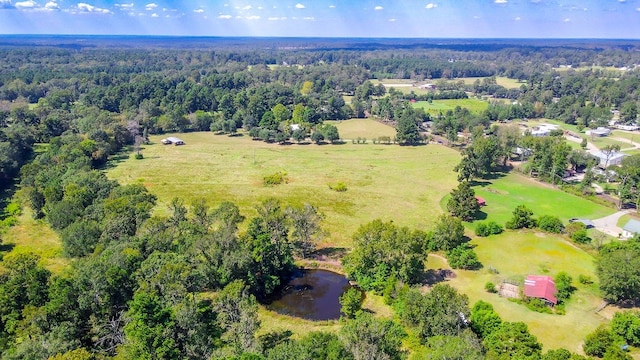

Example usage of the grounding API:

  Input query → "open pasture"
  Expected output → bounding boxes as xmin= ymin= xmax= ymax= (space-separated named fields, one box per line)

xmin=412 ymin=98 xmax=489 ymax=114
xmin=325 ymin=119 xmax=397 ymax=140
xmin=108 ymin=132 xmax=460 ymax=248
xmin=472 ymin=173 xmax=615 ymax=225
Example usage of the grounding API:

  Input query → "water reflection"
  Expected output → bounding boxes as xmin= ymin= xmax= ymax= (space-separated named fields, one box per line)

xmin=266 ymin=269 xmax=352 ymax=321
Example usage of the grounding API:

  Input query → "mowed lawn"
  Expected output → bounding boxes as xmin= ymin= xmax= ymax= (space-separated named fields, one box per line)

xmin=473 ymin=173 xmax=616 ymax=225
xmin=326 ymin=118 xmax=396 ymax=140
xmin=108 ymin=132 xmax=460 ymax=248
xmin=412 ymin=98 xmax=489 ymax=115
xmin=430 ymin=229 xmax=605 ymax=353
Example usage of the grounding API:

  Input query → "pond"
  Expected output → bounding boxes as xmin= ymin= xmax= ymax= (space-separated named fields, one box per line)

xmin=266 ymin=269 xmax=353 ymax=321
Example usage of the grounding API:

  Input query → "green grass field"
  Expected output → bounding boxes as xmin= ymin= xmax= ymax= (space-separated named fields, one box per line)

xmin=325 ymin=119 xmax=397 ymax=140
xmin=412 ymin=98 xmax=489 ymax=115
xmin=432 ymin=230 xmax=605 ymax=353
xmin=589 ymin=136 xmax=632 ymax=150
xmin=456 ymin=76 xmax=526 ymax=89
xmin=108 ymin=132 xmax=460 ymax=248
xmin=472 ymin=173 xmax=615 ymax=225
xmin=1 ymin=209 xmax=68 ymax=274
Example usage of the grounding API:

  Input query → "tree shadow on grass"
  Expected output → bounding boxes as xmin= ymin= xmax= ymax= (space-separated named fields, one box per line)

xmin=312 ymin=247 xmax=348 ymax=260
xmin=422 ymin=269 xmax=456 ymax=286
xmin=0 ymin=243 xmax=15 ymax=253
xmin=474 ymin=211 xmax=488 ymax=221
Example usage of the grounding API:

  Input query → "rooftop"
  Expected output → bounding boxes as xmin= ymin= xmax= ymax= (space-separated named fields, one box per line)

xmin=623 ymin=219 xmax=640 ymax=234
xmin=523 ymin=275 xmax=558 ymax=305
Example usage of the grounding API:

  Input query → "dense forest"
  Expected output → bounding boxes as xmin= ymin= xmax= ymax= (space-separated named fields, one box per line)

xmin=2 ymin=37 xmax=640 ymax=359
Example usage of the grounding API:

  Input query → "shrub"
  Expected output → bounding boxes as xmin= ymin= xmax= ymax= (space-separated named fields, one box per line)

xmin=263 ymin=171 xmax=288 ymax=186
xmin=134 ymin=153 xmax=144 ymax=160
xmin=447 ymin=244 xmax=482 ymax=270
xmin=554 ymin=272 xmax=575 ymax=304
xmin=525 ymin=297 xmax=552 ymax=314
xmin=565 ymin=222 xmax=586 ymax=238
xmin=475 ymin=223 xmax=488 ymax=237
xmin=578 ymin=274 xmax=593 ymax=285
xmin=339 ymin=288 xmax=364 ymax=319
xmin=329 ymin=182 xmax=348 ymax=192
xmin=584 ymin=326 xmax=614 ymax=357
xmin=572 ymin=229 xmax=591 ymax=244
xmin=537 ymin=215 xmax=564 ymax=233
xmin=475 ymin=221 xmax=503 ymax=237
xmin=505 ymin=205 xmax=536 ymax=230
xmin=485 ymin=281 xmax=497 ymax=293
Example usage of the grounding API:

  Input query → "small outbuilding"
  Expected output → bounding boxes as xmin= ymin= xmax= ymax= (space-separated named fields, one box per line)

xmin=622 ymin=219 xmax=640 ymax=239
xmin=161 ymin=137 xmax=185 ymax=146
xmin=586 ymin=127 xmax=611 ymax=137
xmin=475 ymin=196 xmax=486 ymax=207
xmin=523 ymin=275 xmax=558 ymax=306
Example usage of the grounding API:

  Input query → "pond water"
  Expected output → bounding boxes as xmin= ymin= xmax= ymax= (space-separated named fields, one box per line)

xmin=266 ymin=269 xmax=352 ymax=321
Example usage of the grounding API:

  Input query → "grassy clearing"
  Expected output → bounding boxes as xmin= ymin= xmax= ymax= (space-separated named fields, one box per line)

xmin=257 ymin=307 xmax=342 ymax=339
xmin=611 ymin=130 xmax=640 ymax=143
xmin=325 ymin=119 xmax=396 ymax=140
xmin=412 ymin=98 xmax=489 ymax=115
xmin=1 ymin=209 xmax=68 ymax=274
xmin=589 ymin=136 xmax=632 ymax=150
xmin=455 ymin=76 xmax=526 ymax=89
xmin=473 ymin=173 xmax=615 ymax=226
xmin=108 ymin=132 xmax=460 ymax=248
xmin=435 ymin=230 xmax=604 ymax=353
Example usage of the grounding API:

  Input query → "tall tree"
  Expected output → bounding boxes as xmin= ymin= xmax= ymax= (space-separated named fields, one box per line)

xmin=447 ymin=181 xmax=480 ymax=221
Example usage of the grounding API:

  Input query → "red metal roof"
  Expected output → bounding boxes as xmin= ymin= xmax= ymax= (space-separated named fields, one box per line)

xmin=475 ymin=196 xmax=486 ymax=206
xmin=523 ymin=275 xmax=557 ymax=305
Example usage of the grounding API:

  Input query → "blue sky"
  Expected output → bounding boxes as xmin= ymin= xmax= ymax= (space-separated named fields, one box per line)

xmin=0 ymin=0 xmax=639 ymax=38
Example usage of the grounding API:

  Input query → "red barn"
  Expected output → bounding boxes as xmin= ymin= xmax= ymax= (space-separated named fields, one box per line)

xmin=523 ymin=275 xmax=558 ymax=305
xmin=475 ymin=196 xmax=486 ymax=207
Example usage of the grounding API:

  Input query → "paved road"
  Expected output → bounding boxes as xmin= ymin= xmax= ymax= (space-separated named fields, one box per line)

xmin=591 ymin=210 xmax=630 ymax=237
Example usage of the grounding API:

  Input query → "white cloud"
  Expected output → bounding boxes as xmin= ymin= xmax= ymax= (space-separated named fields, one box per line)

xmin=77 ymin=2 xmax=112 ymax=14
xmin=514 ymin=16 xmax=520 ymax=20
xmin=329 ymin=4 xmax=335 ymax=8
xmin=257 ymin=6 xmax=263 ymax=10
xmin=374 ymin=5 xmax=383 ymax=10
xmin=44 ymin=1 xmax=58 ymax=9
xmin=303 ymin=16 xmax=314 ymax=20
xmin=193 ymin=8 xmax=204 ymax=13
xmin=425 ymin=3 xmax=437 ymax=9
xmin=0 ymin=0 xmax=15 ymax=9
xmin=563 ymin=17 xmax=571 ymax=22
xmin=388 ymin=18 xmax=396 ymax=21
xmin=267 ymin=16 xmax=279 ymax=20
xmin=218 ymin=14 xmax=232 ymax=19
xmin=151 ymin=12 xmax=158 ymax=17
xmin=495 ymin=0 xmax=507 ymax=3
xmin=15 ymin=0 xmax=37 ymax=9
xmin=145 ymin=2 xmax=156 ymax=10
xmin=636 ymin=7 xmax=640 ymax=11
xmin=242 ymin=5 xmax=251 ymax=10
xmin=246 ymin=15 xmax=260 ymax=20
xmin=115 ymin=2 xmax=133 ymax=9
xmin=295 ymin=3 xmax=304 ymax=9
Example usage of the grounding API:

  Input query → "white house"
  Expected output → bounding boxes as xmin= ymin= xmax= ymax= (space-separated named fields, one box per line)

xmin=592 ymin=150 xmax=628 ymax=168
xmin=622 ymin=219 xmax=640 ymax=239
xmin=586 ymin=127 xmax=611 ymax=137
